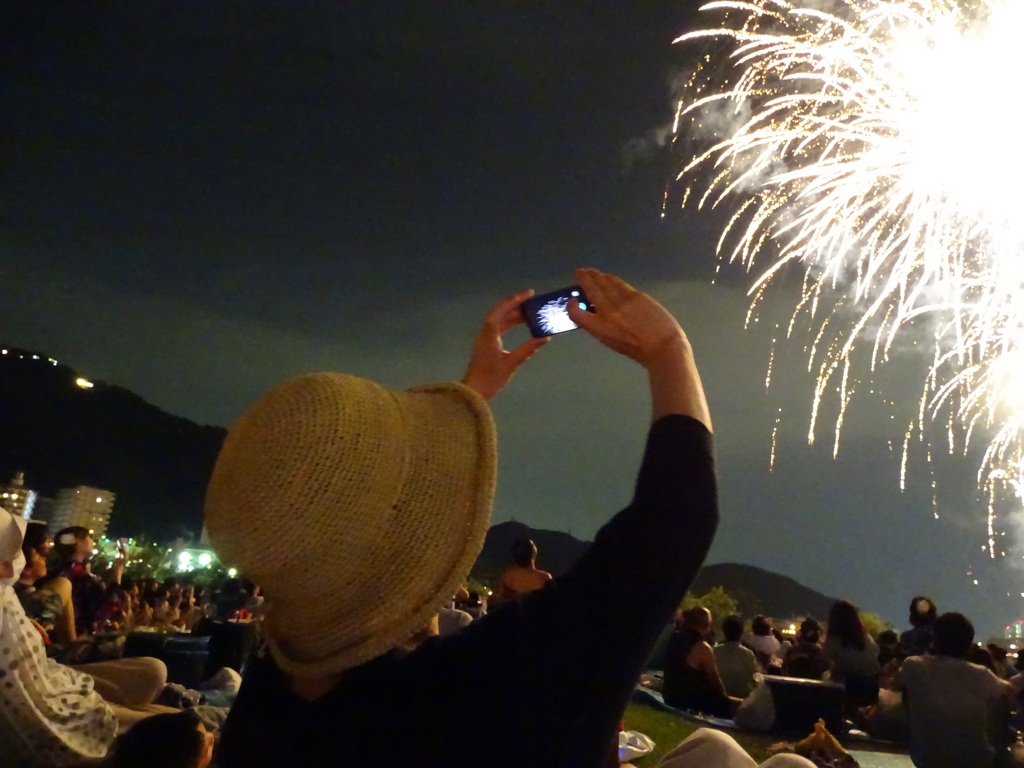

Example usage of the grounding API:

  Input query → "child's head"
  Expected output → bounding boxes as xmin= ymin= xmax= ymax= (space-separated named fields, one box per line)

xmin=108 ymin=709 xmax=215 ymax=768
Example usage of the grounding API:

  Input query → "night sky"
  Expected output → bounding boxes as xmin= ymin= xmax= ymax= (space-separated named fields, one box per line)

xmin=3 ymin=2 xmax=1019 ymax=636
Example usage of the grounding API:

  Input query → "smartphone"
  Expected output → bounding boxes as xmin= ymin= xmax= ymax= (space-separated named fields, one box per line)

xmin=520 ymin=285 xmax=595 ymax=338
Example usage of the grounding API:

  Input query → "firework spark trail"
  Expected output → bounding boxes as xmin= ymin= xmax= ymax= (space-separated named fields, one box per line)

xmin=672 ymin=0 xmax=1024 ymax=553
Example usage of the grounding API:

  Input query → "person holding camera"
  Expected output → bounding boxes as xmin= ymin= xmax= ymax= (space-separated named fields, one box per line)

xmin=206 ymin=268 xmax=718 ymax=766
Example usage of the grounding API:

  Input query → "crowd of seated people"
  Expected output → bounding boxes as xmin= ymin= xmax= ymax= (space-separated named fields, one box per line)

xmin=2 ymin=507 xmax=271 ymax=766
xmin=13 ymin=524 xmax=247 ymax=660
xmin=654 ymin=591 xmax=1024 ymax=768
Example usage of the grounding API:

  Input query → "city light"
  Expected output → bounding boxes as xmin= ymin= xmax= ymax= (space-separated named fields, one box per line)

xmin=75 ymin=377 xmax=94 ymax=389
xmin=228 ymin=568 xmax=238 ymax=578
xmin=198 ymin=553 xmax=212 ymax=567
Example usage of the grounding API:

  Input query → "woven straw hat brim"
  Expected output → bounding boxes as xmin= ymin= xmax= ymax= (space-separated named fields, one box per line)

xmin=205 ymin=374 xmax=496 ymax=678
xmin=0 ymin=510 xmax=28 ymax=562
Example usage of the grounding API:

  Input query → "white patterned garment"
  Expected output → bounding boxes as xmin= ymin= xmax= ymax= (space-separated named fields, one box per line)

xmin=0 ymin=581 xmax=117 ymax=767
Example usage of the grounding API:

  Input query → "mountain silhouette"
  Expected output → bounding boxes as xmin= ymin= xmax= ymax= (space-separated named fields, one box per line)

xmin=0 ymin=346 xmax=225 ymax=540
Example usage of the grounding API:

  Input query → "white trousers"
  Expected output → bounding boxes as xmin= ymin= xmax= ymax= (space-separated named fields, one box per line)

xmin=658 ymin=728 xmax=817 ymax=768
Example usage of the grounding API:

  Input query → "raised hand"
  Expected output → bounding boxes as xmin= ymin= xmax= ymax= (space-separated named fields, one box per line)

xmin=567 ymin=268 xmax=711 ymax=430
xmin=461 ymin=289 xmax=549 ymax=401
xmin=566 ymin=268 xmax=689 ymax=368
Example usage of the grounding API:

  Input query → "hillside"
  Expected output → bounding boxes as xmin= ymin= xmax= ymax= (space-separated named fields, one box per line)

xmin=0 ymin=346 xmax=225 ymax=540
xmin=689 ymin=562 xmax=839 ymax=621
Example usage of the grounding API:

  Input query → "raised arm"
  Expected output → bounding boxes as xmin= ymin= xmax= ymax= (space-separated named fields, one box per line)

xmin=566 ymin=268 xmax=711 ymax=431
xmin=461 ymin=289 xmax=549 ymax=401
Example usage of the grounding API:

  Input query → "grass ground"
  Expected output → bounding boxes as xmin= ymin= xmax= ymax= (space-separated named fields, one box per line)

xmin=623 ymin=700 xmax=775 ymax=766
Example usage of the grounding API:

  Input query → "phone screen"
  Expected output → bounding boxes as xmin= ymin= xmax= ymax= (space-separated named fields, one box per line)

xmin=520 ymin=285 xmax=593 ymax=338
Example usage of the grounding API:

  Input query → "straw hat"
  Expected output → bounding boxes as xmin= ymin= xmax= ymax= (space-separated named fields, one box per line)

xmin=0 ymin=508 xmax=28 ymax=562
xmin=205 ymin=373 xmax=497 ymax=678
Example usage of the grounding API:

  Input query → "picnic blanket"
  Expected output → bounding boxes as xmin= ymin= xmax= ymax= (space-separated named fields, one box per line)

xmin=632 ymin=687 xmax=913 ymax=768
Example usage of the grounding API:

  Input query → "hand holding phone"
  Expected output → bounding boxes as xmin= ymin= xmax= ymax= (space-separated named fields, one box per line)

xmin=461 ymin=289 xmax=550 ymax=401
xmin=520 ymin=285 xmax=595 ymax=338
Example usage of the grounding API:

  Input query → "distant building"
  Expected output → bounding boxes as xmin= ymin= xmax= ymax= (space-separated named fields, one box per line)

xmin=1 ymin=471 xmax=38 ymax=521
xmin=32 ymin=496 xmax=56 ymax=526
xmin=50 ymin=486 xmax=116 ymax=537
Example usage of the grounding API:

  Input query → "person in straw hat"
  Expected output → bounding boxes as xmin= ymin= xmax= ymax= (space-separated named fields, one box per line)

xmin=207 ymin=268 xmax=719 ymax=767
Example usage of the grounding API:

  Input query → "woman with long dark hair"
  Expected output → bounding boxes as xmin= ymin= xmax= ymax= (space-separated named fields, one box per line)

xmin=824 ymin=600 xmax=879 ymax=706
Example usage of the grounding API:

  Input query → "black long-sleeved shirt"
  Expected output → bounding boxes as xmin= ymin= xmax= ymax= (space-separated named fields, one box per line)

xmin=217 ymin=414 xmax=718 ymax=767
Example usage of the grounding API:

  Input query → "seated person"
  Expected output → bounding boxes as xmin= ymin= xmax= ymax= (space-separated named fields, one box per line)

xmin=745 ymin=615 xmax=782 ymax=667
xmin=210 ymin=578 xmax=248 ymax=621
xmin=899 ymin=595 xmax=937 ymax=659
xmin=105 ymin=582 xmax=135 ymax=632
xmin=986 ymin=644 xmax=1015 ymax=679
xmin=152 ymin=578 xmax=184 ymax=627
xmin=496 ymin=538 xmax=552 ymax=601
xmin=437 ymin=605 xmax=473 ymax=636
xmin=902 ymin=612 xmax=1024 ymax=768
xmin=783 ymin=618 xmax=829 ymax=680
xmin=823 ymin=600 xmax=879 ymax=706
xmin=173 ymin=583 xmax=200 ymax=631
xmin=463 ymin=589 xmax=486 ymax=620
xmin=877 ymin=628 xmax=899 ymax=667
xmin=205 ymin=270 xmax=720 ymax=766
xmin=108 ymin=708 xmax=216 ymax=768
xmin=714 ymin=614 xmax=759 ymax=698
xmin=664 ymin=607 xmax=734 ymax=717
xmin=14 ymin=521 xmax=77 ymax=644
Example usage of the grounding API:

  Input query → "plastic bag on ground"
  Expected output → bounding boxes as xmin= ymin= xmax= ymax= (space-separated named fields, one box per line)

xmin=619 ymin=729 xmax=656 ymax=761
xmin=734 ymin=673 xmax=775 ymax=731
